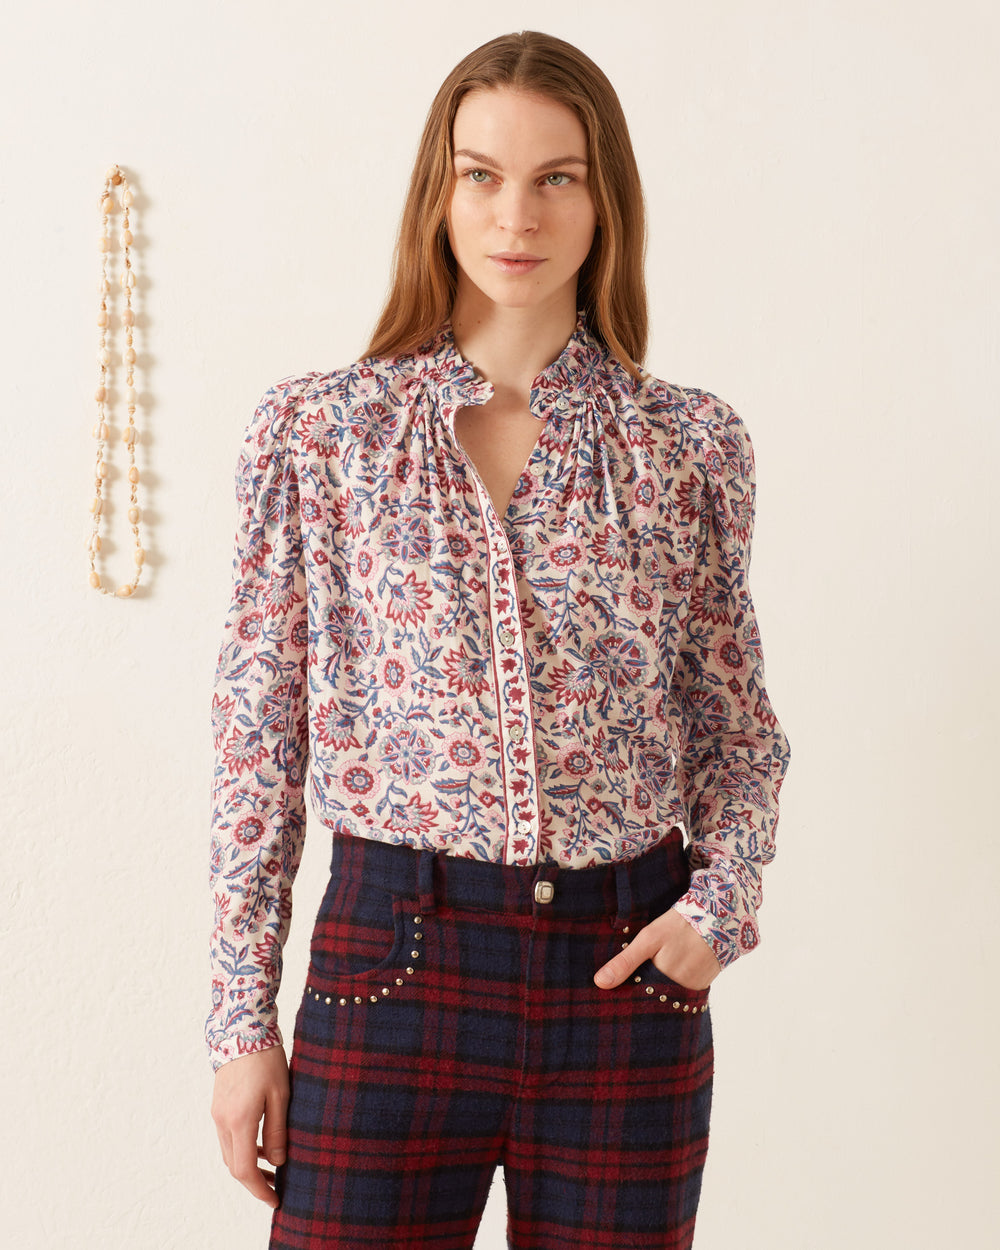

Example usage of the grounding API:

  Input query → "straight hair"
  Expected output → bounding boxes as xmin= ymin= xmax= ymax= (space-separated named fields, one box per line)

xmin=364 ymin=31 xmax=648 ymax=375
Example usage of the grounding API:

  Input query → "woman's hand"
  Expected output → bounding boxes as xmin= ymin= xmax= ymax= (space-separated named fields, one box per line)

xmin=211 ymin=1045 xmax=290 ymax=1208
xmin=594 ymin=907 xmax=722 ymax=991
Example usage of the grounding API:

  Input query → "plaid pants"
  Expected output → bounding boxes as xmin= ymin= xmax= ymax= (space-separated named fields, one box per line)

xmin=270 ymin=829 xmax=713 ymax=1250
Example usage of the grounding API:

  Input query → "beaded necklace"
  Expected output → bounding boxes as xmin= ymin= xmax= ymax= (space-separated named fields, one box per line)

xmin=87 ymin=164 xmax=144 ymax=597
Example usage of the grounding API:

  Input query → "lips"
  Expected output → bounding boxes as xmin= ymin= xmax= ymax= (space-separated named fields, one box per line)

xmin=489 ymin=253 xmax=545 ymax=274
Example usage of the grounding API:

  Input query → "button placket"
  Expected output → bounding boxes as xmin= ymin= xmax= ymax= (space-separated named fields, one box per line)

xmin=445 ymin=394 xmax=542 ymax=866
xmin=476 ymin=491 xmax=542 ymax=867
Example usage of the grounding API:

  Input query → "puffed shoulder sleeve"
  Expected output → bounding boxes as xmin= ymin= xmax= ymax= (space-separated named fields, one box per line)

xmin=667 ymin=390 xmax=791 ymax=968
xmin=205 ymin=378 xmax=312 ymax=1070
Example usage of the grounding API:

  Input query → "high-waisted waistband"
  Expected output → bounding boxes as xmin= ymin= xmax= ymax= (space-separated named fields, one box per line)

xmin=327 ymin=826 xmax=689 ymax=930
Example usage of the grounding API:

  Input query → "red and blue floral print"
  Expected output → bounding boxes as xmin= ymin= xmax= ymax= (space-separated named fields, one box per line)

xmin=206 ymin=313 xmax=790 ymax=1069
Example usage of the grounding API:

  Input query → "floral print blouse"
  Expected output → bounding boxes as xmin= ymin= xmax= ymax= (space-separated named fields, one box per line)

xmin=206 ymin=313 xmax=791 ymax=1069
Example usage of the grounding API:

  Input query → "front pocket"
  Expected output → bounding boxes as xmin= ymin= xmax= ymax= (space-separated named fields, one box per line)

xmin=307 ymin=879 xmax=405 ymax=986
xmin=303 ymin=896 xmax=429 ymax=1011
xmin=633 ymin=957 xmax=710 ymax=1013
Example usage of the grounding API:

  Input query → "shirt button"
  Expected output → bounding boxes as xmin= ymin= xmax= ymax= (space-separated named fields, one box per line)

xmin=509 ymin=725 xmax=524 ymax=742
xmin=555 ymin=395 xmax=569 ymax=412
xmin=516 ymin=819 xmax=531 ymax=834
xmin=499 ymin=628 xmax=515 ymax=647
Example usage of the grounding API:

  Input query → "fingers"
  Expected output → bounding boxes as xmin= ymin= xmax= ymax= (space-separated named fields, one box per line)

xmin=213 ymin=1118 xmax=277 ymax=1207
xmin=230 ymin=1116 xmax=279 ymax=1208
xmin=261 ymin=1082 xmax=289 ymax=1168
xmin=594 ymin=927 xmax=658 ymax=988
xmin=594 ymin=908 xmax=723 ymax=991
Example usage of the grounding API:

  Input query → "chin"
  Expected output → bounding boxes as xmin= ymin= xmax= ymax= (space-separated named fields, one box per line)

xmin=489 ymin=292 xmax=548 ymax=310
xmin=457 ymin=264 xmax=580 ymax=316
xmin=474 ymin=279 xmax=566 ymax=312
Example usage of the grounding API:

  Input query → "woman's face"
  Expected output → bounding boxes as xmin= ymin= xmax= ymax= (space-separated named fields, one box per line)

xmin=446 ymin=88 xmax=598 ymax=318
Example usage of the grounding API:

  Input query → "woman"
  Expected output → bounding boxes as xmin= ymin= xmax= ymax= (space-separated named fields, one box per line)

xmin=209 ymin=30 xmax=790 ymax=1250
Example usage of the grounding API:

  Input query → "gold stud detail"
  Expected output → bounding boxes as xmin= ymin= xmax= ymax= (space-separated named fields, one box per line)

xmin=645 ymin=986 xmax=654 ymax=995
xmin=314 ymin=993 xmax=320 ymax=1001
xmin=381 ymin=987 xmax=390 ymax=996
xmin=411 ymin=950 xmax=420 ymax=959
xmin=414 ymin=916 xmax=422 ymax=924
xmin=633 ymin=974 xmax=642 ymax=983
xmin=339 ymin=998 xmax=347 ymax=1006
xmin=659 ymin=995 xmax=667 ymax=1002
xmin=414 ymin=932 xmax=423 ymax=940
xmin=370 ymin=995 xmax=378 ymax=1003
xmin=306 ymin=985 xmax=312 ymax=994
xmin=622 ymin=925 xmax=630 ymax=935
xmin=324 ymin=997 xmax=331 ymax=1005
xmin=683 ymin=1004 xmax=689 ymax=1012
xmin=406 ymin=967 xmax=414 ymax=975
xmin=621 ymin=942 xmax=630 ymax=950
xmin=673 ymin=1001 xmax=680 ymax=1010
xmin=354 ymin=996 xmax=362 ymax=1004
xmin=395 ymin=978 xmax=403 ymax=986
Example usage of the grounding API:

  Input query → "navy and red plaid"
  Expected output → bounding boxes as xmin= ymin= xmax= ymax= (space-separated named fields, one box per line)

xmin=270 ymin=828 xmax=713 ymax=1250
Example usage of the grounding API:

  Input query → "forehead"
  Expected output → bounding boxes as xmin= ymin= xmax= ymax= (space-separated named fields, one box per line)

xmin=451 ymin=88 xmax=588 ymax=160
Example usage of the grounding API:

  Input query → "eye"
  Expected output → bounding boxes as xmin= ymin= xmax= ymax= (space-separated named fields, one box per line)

xmin=464 ymin=168 xmax=492 ymax=184
xmin=544 ymin=173 xmax=574 ymax=187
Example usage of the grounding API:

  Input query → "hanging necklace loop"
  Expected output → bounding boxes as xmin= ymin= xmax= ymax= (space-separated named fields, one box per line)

xmin=88 ymin=163 xmax=144 ymax=597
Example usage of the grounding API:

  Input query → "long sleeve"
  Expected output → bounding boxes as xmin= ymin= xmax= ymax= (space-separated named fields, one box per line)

xmin=206 ymin=379 xmax=311 ymax=1070
xmin=668 ymin=391 xmax=791 ymax=968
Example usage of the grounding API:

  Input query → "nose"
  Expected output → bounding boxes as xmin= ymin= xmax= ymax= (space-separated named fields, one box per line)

xmin=496 ymin=183 xmax=539 ymax=234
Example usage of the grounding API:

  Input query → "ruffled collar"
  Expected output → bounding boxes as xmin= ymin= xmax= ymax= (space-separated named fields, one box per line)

xmin=413 ymin=311 xmax=620 ymax=420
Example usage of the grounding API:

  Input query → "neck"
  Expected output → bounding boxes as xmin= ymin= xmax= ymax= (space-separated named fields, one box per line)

xmin=450 ymin=286 xmax=579 ymax=402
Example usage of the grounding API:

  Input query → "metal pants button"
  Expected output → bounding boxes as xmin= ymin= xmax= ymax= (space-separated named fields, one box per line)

xmin=534 ymin=880 xmax=555 ymax=904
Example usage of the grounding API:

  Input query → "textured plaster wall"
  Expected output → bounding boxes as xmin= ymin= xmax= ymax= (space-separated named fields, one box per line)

xmin=2 ymin=1 xmax=998 ymax=1247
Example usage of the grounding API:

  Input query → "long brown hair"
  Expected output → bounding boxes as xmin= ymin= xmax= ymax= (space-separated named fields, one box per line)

xmin=364 ymin=31 xmax=647 ymax=375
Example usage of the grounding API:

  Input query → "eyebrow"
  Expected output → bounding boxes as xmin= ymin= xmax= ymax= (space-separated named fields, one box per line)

xmin=453 ymin=148 xmax=588 ymax=172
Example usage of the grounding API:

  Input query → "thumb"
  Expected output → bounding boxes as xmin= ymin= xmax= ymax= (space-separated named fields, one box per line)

xmin=594 ymin=930 xmax=655 ymax=989
xmin=261 ymin=1087 xmax=288 ymax=1165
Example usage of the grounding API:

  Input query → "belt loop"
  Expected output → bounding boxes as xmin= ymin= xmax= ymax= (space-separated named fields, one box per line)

xmin=417 ymin=849 xmax=438 ymax=915
xmin=613 ymin=859 xmax=633 ymax=929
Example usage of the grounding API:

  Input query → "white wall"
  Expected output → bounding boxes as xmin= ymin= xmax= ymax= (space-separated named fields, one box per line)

xmin=3 ymin=1 xmax=997 ymax=1246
